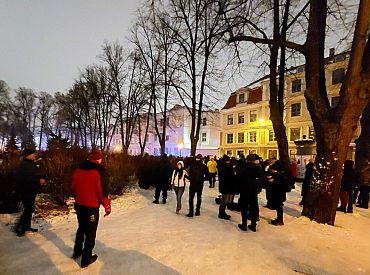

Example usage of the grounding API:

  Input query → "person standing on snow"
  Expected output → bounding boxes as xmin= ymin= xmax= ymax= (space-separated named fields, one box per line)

xmin=14 ymin=148 xmax=47 ymax=236
xmin=170 ymin=160 xmax=188 ymax=214
xmin=217 ymin=154 xmax=236 ymax=220
xmin=207 ymin=156 xmax=217 ymax=188
xmin=153 ymin=154 xmax=173 ymax=204
xmin=187 ymin=154 xmax=208 ymax=217
xmin=235 ymin=154 xmax=263 ymax=232
xmin=267 ymin=160 xmax=290 ymax=226
xmin=70 ymin=148 xmax=111 ymax=268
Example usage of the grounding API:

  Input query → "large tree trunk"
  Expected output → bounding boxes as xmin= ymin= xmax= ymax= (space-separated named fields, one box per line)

xmin=302 ymin=0 xmax=370 ymax=225
xmin=355 ymin=102 xmax=370 ymax=172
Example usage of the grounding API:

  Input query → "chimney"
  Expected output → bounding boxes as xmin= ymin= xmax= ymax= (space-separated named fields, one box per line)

xmin=329 ymin=48 xmax=335 ymax=58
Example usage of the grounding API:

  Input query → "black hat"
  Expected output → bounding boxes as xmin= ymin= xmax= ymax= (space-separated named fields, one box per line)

xmin=222 ymin=154 xmax=230 ymax=161
xmin=23 ymin=148 xmax=36 ymax=157
xmin=246 ymin=154 xmax=259 ymax=162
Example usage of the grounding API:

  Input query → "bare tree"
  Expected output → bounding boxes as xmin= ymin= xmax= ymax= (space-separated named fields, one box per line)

xmin=230 ymin=0 xmax=370 ymax=224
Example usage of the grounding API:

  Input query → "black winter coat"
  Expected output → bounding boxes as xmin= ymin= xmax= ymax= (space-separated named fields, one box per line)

xmin=156 ymin=159 xmax=173 ymax=186
xmin=16 ymin=159 xmax=45 ymax=200
xmin=188 ymin=160 xmax=208 ymax=189
xmin=218 ymin=161 xmax=236 ymax=194
xmin=235 ymin=161 xmax=264 ymax=195
xmin=269 ymin=170 xmax=289 ymax=204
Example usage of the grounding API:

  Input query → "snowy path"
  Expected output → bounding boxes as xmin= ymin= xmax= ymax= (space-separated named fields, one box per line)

xmin=1 ymin=183 xmax=370 ymax=275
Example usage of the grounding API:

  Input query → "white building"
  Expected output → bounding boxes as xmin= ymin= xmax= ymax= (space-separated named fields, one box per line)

xmin=111 ymin=105 xmax=221 ymax=157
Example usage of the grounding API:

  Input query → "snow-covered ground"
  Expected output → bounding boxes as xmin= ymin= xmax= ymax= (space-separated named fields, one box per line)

xmin=1 ymin=182 xmax=370 ymax=275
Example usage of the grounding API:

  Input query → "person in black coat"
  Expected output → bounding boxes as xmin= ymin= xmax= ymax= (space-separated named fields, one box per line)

xmin=153 ymin=154 xmax=173 ymax=204
xmin=187 ymin=154 xmax=208 ymax=217
xmin=235 ymin=154 xmax=263 ymax=232
xmin=300 ymin=159 xmax=314 ymax=206
xmin=338 ymin=160 xmax=356 ymax=213
xmin=267 ymin=160 xmax=290 ymax=225
xmin=217 ymin=154 xmax=236 ymax=220
xmin=14 ymin=149 xmax=47 ymax=236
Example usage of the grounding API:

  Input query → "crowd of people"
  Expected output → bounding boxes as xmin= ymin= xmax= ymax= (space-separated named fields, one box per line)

xmin=7 ymin=147 xmax=370 ymax=269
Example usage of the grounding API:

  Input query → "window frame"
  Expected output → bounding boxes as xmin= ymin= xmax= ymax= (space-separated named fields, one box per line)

xmin=290 ymin=128 xmax=301 ymax=141
xmin=237 ymin=132 xmax=245 ymax=143
xmin=227 ymin=133 xmax=233 ymax=144
xmin=332 ymin=68 xmax=345 ymax=85
xmin=238 ymin=112 xmax=245 ymax=124
xmin=249 ymin=131 xmax=257 ymax=143
xmin=291 ymin=79 xmax=302 ymax=93
xmin=291 ymin=102 xmax=301 ymax=117
xmin=250 ymin=110 xmax=257 ymax=122
xmin=227 ymin=115 xmax=234 ymax=125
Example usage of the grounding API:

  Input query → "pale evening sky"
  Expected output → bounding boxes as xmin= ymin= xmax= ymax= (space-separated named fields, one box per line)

xmin=0 ymin=0 xmax=142 ymax=93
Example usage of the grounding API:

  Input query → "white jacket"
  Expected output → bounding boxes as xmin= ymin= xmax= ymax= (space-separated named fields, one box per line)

xmin=171 ymin=169 xmax=188 ymax=187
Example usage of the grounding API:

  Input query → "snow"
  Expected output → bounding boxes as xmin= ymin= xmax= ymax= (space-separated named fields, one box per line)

xmin=1 ymin=183 xmax=370 ymax=275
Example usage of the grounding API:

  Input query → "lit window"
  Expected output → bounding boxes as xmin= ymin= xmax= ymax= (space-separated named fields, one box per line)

xmin=227 ymin=115 xmax=233 ymax=125
xmin=249 ymin=131 xmax=257 ymax=142
xmin=268 ymin=130 xmax=276 ymax=142
xmin=292 ymin=79 xmax=302 ymax=93
xmin=237 ymin=132 xmax=244 ymax=143
xmin=227 ymin=133 xmax=233 ymax=144
xmin=250 ymin=110 xmax=257 ymax=122
xmin=290 ymin=128 xmax=301 ymax=141
xmin=309 ymin=127 xmax=315 ymax=140
xmin=332 ymin=68 xmax=345 ymax=85
xmin=226 ymin=150 xmax=232 ymax=156
xmin=268 ymin=150 xmax=278 ymax=159
xmin=238 ymin=113 xmax=244 ymax=124
xmin=291 ymin=103 xmax=301 ymax=117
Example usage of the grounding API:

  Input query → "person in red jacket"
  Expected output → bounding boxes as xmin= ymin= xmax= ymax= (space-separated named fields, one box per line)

xmin=70 ymin=148 xmax=111 ymax=268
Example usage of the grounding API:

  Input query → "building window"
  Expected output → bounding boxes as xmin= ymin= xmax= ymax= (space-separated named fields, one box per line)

xmin=290 ymin=128 xmax=301 ymax=141
xmin=202 ymin=117 xmax=207 ymax=126
xmin=202 ymin=132 xmax=207 ymax=142
xmin=250 ymin=110 xmax=257 ymax=122
xmin=292 ymin=79 xmax=302 ymax=93
xmin=268 ymin=150 xmax=278 ymax=160
xmin=227 ymin=115 xmax=233 ymax=125
xmin=291 ymin=103 xmax=301 ymax=117
xmin=238 ymin=93 xmax=245 ymax=103
xmin=268 ymin=130 xmax=276 ymax=142
xmin=249 ymin=131 xmax=257 ymax=142
xmin=331 ymin=96 xmax=340 ymax=108
xmin=309 ymin=127 xmax=315 ymax=140
xmin=238 ymin=113 xmax=245 ymax=124
xmin=227 ymin=133 xmax=233 ymax=144
xmin=249 ymin=149 xmax=257 ymax=155
xmin=166 ymin=135 xmax=169 ymax=141
xmin=154 ymin=135 xmax=157 ymax=141
xmin=226 ymin=150 xmax=232 ymax=156
xmin=332 ymin=68 xmax=345 ymax=85
xmin=237 ymin=132 xmax=244 ymax=143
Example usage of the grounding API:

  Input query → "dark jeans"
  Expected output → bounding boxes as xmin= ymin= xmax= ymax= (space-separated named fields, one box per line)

xmin=358 ymin=186 xmax=370 ymax=208
xmin=189 ymin=185 xmax=204 ymax=214
xmin=74 ymin=204 xmax=99 ymax=259
xmin=239 ymin=193 xmax=259 ymax=226
xmin=276 ymin=203 xmax=284 ymax=222
xmin=16 ymin=195 xmax=36 ymax=233
xmin=154 ymin=183 xmax=168 ymax=201
xmin=219 ymin=194 xmax=233 ymax=216
xmin=173 ymin=186 xmax=185 ymax=210
xmin=208 ymin=173 xmax=216 ymax=188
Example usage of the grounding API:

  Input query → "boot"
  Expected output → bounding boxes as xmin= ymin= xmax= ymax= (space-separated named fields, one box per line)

xmin=162 ymin=199 xmax=166 ymax=204
xmin=195 ymin=210 xmax=200 ymax=216
xmin=337 ymin=206 xmax=346 ymax=213
xmin=248 ymin=224 xmax=257 ymax=232
xmin=238 ymin=224 xmax=247 ymax=231
xmin=271 ymin=219 xmax=284 ymax=226
xmin=186 ymin=212 xmax=193 ymax=217
xmin=25 ymin=227 xmax=38 ymax=232
xmin=218 ymin=214 xmax=230 ymax=220
xmin=152 ymin=200 xmax=159 ymax=204
xmin=72 ymin=250 xmax=82 ymax=259
xmin=176 ymin=208 xmax=180 ymax=214
xmin=81 ymin=254 xmax=98 ymax=268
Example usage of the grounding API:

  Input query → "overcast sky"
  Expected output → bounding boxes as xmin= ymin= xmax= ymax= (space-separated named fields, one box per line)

xmin=0 ymin=0 xmax=142 ymax=93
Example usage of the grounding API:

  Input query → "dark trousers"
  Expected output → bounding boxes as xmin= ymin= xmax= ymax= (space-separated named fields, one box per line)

xmin=208 ymin=173 xmax=216 ymax=188
xmin=189 ymin=185 xmax=203 ymax=214
xmin=276 ymin=203 xmax=284 ymax=222
xmin=16 ymin=196 xmax=36 ymax=232
xmin=154 ymin=183 xmax=168 ymax=201
xmin=239 ymin=193 xmax=259 ymax=226
xmin=358 ymin=186 xmax=370 ymax=208
xmin=74 ymin=204 xmax=99 ymax=259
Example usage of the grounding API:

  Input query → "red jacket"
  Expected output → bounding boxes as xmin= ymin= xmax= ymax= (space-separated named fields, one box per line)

xmin=70 ymin=160 xmax=110 ymax=209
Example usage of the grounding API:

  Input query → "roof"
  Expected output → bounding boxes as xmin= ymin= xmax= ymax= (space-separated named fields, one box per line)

xmin=221 ymin=86 xmax=262 ymax=110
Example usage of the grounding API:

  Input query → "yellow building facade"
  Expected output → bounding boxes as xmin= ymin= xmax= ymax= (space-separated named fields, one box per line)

xmin=219 ymin=51 xmax=358 ymax=160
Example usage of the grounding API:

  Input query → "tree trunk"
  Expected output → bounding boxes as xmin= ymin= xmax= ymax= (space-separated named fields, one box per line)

xmin=355 ymin=101 xmax=370 ymax=172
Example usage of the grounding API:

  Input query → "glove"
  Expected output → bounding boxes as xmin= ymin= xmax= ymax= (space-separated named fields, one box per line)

xmin=104 ymin=205 xmax=111 ymax=217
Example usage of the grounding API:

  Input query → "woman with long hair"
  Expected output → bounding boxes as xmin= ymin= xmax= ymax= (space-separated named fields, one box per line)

xmin=171 ymin=160 xmax=188 ymax=214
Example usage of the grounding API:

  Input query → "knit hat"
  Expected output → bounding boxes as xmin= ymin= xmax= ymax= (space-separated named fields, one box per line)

xmin=246 ymin=154 xmax=259 ymax=162
xmin=195 ymin=154 xmax=203 ymax=160
xmin=88 ymin=148 xmax=103 ymax=161
xmin=23 ymin=148 xmax=36 ymax=157
xmin=222 ymin=154 xmax=230 ymax=162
